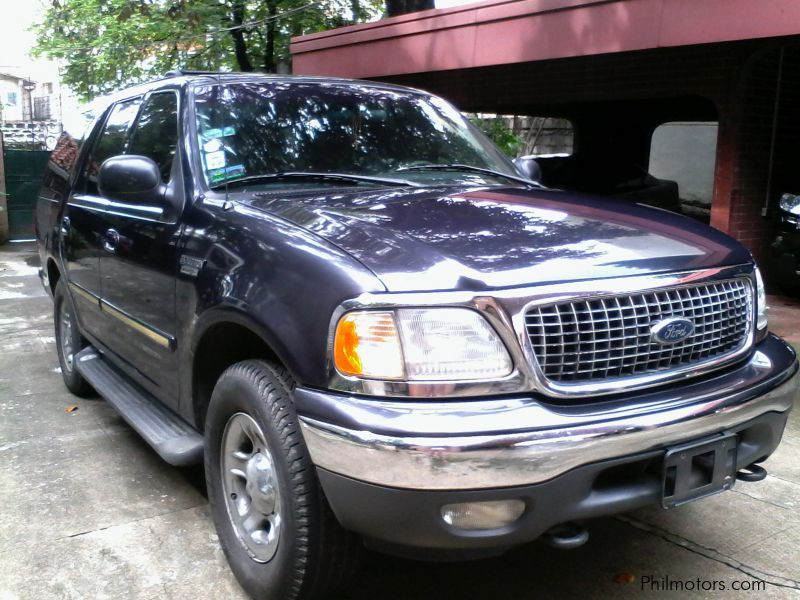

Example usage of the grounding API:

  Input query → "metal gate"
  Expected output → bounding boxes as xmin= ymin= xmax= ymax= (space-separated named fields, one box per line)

xmin=4 ymin=149 xmax=51 ymax=240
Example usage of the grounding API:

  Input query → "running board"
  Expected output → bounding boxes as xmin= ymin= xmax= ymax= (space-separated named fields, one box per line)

xmin=75 ymin=346 xmax=203 ymax=466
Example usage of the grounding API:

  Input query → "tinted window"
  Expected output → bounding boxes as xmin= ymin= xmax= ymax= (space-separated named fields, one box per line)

xmin=193 ymin=82 xmax=517 ymax=188
xmin=82 ymin=97 xmax=141 ymax=194
xmin=128 ymin=92 xmax=179 ymax=182
xmin=92 ymin=98 xmax=142 ymax=168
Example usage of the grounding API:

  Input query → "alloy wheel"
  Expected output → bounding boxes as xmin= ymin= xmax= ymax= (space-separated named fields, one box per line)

xmin=220 ymin=412 xmax=282 ymax=563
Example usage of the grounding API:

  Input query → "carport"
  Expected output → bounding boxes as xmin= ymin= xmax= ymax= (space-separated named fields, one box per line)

xmin=290 ymin=0 xmax=800 ymax=266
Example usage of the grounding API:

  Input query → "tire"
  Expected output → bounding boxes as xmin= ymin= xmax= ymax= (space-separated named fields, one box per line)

xmin=53 ymin=280 xmax=93 ymax=397
xmin=205 ymin=360 xmax=361 ymax=600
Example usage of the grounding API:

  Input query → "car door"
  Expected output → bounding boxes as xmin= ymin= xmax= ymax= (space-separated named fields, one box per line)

xmin=96 ymin=90 xmax=184 ymax=404
xmin=61 ymin=97 xmax=142 ymax=338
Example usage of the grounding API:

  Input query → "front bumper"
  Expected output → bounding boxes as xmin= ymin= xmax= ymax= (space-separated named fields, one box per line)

xmin=297 ymin=335 xmax=797 ymax=491
xmin=316 ymin=410 xmax=788 ymax=552
xmin=295 ymin=335 xmax=798 ymax=551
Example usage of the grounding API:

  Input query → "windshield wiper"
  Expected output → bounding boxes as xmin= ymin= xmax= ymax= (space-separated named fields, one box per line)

xmin=210 ymin=172 xmax=421 ymax=191
xmin=395 ymin=163 xmax=542 ymax=187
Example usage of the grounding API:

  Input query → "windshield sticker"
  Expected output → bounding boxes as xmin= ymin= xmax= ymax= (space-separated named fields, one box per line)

xmin=203 ymin=139 xmax=223 ymax=153
xmin=226 ymin=164 xmax=245 ymax=178
xmin=208 ymin=164 xmax=245 ymax=184
xmin=201 ymin=126 xmax=236 ymax=140
xmin=205 ymin=150 xmax=226 ymax=170
xmin=203 ymin=128 xmax=223 ymax=140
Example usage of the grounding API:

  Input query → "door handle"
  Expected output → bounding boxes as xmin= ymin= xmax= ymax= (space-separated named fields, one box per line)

xmin=60 ymin=216 xmax=70 ymax=236
xmin=103 ymin=228 xmax=120 ymax=253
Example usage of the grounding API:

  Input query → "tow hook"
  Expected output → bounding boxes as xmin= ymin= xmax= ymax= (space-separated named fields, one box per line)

xmin=541 ymin=522 xmax=589 ymax=549
xmin=736 ymin=463 xmax=768 ymax=483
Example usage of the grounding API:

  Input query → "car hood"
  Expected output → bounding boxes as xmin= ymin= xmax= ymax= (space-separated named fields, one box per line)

xmin=241 ymin=185 xmax=750 ymax=292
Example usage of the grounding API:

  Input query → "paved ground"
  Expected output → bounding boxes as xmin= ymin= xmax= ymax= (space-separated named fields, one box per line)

xmin=1 ymin=241 xmax=799 ymax=599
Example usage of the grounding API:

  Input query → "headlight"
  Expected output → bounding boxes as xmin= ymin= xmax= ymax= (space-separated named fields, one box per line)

xmin=779 ymin=193 xmax=800 ymax=215
xmin=755 ymin=266 xmax=768 ymax=331
xmin=333 ymin=308 xmax=513 ymax=381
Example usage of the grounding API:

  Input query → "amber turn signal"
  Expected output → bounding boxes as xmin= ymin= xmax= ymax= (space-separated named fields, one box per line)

xmin=333 ymin=312 xmax=404 ymax=379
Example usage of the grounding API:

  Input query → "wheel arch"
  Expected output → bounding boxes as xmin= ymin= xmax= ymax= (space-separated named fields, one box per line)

xmin=190 ymin=308 xmax=297 ymax=431
xmin=46 ymin=257 xmax=61 ymax=296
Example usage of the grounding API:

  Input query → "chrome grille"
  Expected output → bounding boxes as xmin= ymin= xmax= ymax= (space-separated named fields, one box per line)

xmin=524 ymin=279 xmax=752 ymax=384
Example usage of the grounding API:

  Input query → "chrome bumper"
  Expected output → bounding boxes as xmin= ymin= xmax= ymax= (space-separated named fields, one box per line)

xmin=298 ymin=339 xmax=798 ymax=491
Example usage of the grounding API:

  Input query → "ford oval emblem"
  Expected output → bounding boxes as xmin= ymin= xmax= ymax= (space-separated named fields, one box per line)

xmin=651 ymin=317 xmax=695 ymax=344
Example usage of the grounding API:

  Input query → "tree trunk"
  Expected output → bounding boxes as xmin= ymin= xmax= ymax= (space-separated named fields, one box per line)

xmin=230 ymin=0 xmax=254 ymax=72
xmin=385 ymin=0 xmax=434 ymax=17
xmin=264 ymin=0 xmax=278 ymax=72
xmin=350 ymin=0 xmax=363 ymax=23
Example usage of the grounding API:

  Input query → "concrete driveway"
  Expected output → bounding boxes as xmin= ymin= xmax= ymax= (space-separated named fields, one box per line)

xmin=1 ymin=241 xmax=799 ymax=599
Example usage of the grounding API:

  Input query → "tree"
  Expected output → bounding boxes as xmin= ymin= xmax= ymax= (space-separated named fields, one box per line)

xmin=33 ymin=0 xmax=384 ymax=102
xmin=470 ymin=116 xmax=523 ymax=157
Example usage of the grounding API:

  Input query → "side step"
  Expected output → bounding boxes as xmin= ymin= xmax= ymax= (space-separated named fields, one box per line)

xmin=75 ymin=346 xmax=203 ymax=466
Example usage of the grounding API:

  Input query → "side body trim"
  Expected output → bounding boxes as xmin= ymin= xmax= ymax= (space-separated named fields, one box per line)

xmin=68 ymin=282 xmax=175 ymax=350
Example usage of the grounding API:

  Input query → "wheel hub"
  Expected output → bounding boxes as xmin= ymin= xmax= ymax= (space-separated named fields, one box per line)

xmin=220 ymin=412 xmax=282 ymax=563
xmin=245 ymin=452 xmax=277 ymax=515
xmin=59 ymin=309 xmax=74 ymax=372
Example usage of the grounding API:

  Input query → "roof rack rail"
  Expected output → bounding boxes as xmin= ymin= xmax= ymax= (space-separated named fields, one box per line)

xmin=163 ymin=69 xmax=225 ymax=78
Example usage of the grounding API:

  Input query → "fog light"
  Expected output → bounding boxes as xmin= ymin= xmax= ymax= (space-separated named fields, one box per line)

xmin=441 ymin=500 xmax=525 ymax=531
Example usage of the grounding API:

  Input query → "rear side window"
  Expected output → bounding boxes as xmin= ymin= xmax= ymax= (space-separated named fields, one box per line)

xmin=128 ymin=92 xmax=179 ymax=182
xmin=81 ymin=97 xmax=142 ymax=195
xmin=50 ymin=110 xmax=96 ymax=175
xmin=40 ymin=109 xmax=97 ymax=200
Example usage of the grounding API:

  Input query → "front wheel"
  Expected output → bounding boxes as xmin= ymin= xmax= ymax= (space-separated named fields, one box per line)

xmin=205 ymin=360 xmax=361 ymax=600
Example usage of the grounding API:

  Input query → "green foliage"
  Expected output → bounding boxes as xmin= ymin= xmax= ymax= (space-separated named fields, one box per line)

xmin=32 ymin=0 xmax=384 ymax=102
xmin=470 ymin=116 xmax=523 ymax=157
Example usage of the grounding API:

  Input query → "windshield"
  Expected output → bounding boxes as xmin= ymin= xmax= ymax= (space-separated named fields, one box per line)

xmin=192 ymin=81 xmax=519 ymax=189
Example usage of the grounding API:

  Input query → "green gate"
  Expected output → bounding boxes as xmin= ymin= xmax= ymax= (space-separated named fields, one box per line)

xmin=4 ymin=149 xmax=51 ymax=240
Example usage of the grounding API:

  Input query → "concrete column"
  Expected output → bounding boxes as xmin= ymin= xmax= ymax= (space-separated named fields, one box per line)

xmin=709 ymin=111 xmax=738 ymax=235
xmin=0 ymin=132 xmax=8 ymax=244
xmin=709 ymin=45 xmax=789 ymax=265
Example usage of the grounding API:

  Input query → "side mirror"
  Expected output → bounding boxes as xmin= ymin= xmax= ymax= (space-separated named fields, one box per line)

xmin=97 ymin=155 xmax=164 ymax=204
xmin=513 ymin=157 xmax=542 ymax=183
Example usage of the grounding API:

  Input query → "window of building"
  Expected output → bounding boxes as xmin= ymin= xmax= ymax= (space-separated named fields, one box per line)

xmin=649 ymin=121 xmax=719 ymax=220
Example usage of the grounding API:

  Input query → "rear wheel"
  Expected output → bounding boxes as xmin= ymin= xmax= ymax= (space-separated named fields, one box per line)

xmin=205 ymin=360 xmax=361 ymax=600
xmin=53 ymin=280 xmax=93 ymax=397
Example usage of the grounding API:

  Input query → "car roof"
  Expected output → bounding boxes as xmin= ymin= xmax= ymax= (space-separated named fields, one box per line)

xmin=90 ymin=72 xmax=432 ymax=110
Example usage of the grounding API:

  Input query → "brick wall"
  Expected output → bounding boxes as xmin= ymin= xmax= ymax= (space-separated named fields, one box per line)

xmin=712 ymin=43 xmax=800 ymax=265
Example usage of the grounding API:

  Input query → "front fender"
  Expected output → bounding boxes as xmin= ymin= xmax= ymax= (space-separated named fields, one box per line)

xmin=176 ymin=199 xmax=385 ymax=413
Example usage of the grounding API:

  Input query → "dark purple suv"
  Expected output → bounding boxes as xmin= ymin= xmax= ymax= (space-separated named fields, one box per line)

xmin=36 ymin=72 xmax=798 ymax=600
